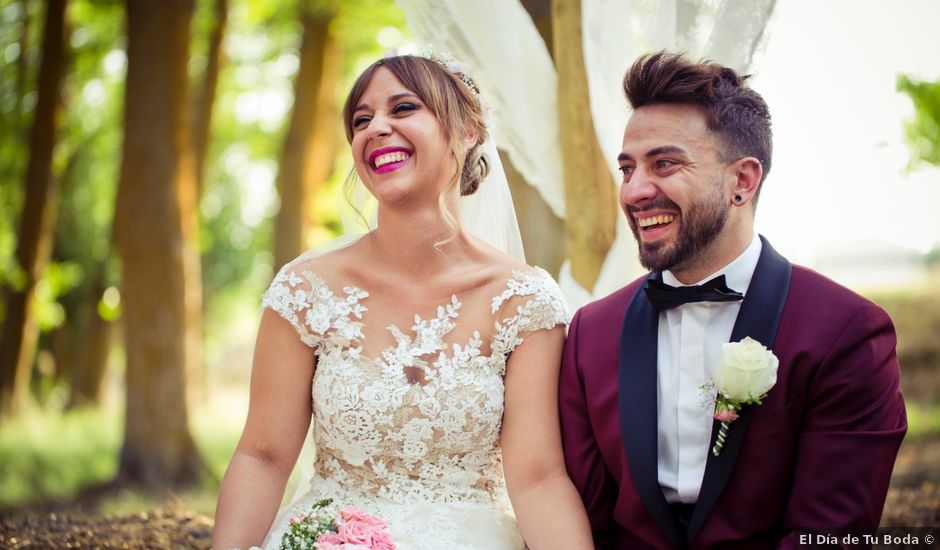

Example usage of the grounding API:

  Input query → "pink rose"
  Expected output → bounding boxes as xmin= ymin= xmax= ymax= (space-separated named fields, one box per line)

xmin=370 ymin=527 xmax=396 ymax=550
xmin=714 ymin=406 xmax=739 ymax=422
xmin=317 ymin=531 xmax=344 ymax=545
xmin=337 ymin=520 xmax=377 ymax=546
xmin=316 ymin=542 xmax=343 ymax=550
xmin=338 ymin=507 xmax=389 ymax=529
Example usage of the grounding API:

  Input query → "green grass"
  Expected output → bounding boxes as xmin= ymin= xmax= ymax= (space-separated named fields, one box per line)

xmin=905 ymin=400 xmax=940 ymax=440
xmin=0 ymin=399 xmax=245 ymax=517
xmin=0 ymin=407 xmax=120 ymax=507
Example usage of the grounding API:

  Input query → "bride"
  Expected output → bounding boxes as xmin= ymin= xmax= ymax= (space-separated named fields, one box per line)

xmin=212 ymin=54 xmax=593 ymax=550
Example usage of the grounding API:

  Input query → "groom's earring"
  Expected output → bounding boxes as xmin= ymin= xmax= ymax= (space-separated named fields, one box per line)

xmin=733 ymin=194 xmax=743 ymax=204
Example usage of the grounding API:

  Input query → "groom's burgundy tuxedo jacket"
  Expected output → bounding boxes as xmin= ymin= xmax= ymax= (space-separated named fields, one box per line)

xmin=559 ymin=237 xmax=906 ymax=549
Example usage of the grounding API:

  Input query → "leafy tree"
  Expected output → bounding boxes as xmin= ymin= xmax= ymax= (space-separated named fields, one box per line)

xmin=0 ymin=0 xmax=69 ymax=415
xmin=898 ymin=74 xmax=940 ymax=169
xmin=51 ymin=0 xmax=125 ymax=408
xmin=113 ymin=0 xmax=204 ymax=489
xmin=273 ymin=0 xmax=341 ymax=269
xmin=553 ymin=0 xmax=617 ymax=289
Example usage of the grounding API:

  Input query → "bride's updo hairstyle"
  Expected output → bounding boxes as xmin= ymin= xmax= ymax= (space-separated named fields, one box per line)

xmin=342 ymin=55 xmax=490 ymax=198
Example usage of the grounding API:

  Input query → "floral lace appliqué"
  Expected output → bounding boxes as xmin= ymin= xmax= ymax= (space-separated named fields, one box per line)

xmin=261 ymin=265 xmax=567 ymax=548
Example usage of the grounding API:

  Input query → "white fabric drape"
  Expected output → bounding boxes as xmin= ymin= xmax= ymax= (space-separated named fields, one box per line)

xmin=395 ymin=0 xmax=777 ymax=310
xmin=397 ymin=0 xmax=565 ymax=218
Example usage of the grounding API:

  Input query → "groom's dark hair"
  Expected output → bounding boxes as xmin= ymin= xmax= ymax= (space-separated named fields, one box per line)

xmin=624 ymin=51 xmax=773 ymax=192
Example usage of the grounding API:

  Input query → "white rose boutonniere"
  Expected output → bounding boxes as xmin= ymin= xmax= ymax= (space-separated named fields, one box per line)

xmin=708 ymin=337 xmax=779 ymax=456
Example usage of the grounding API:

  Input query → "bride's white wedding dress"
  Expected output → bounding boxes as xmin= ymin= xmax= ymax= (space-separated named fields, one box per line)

xmin=259 ymin=253 xmax=568 ymax=550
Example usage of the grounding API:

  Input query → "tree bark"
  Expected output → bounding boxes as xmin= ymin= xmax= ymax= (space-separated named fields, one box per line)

xmin=302 ymin=23 xmax=340 ymax=246
xmin=500 ymin=151 xmax=566 ymax=277
xmin=0 ymin=0 xmax=68 ymax=416
xmin=274 ymin=5 xmax=336 ymax=268
xmin=191 ymin=0 xmax=227 ymax=197
xmin=65 ymin=270 xmax=114 ymax=408
xmin=188 ymin=0 xmax=229 ymax=407
xmin=552 ymin=0 xmax=618 ymax=291
xmin=15 ymin=0 xmax=33 ymax=130
xmin=114 ymin=0 xmax=203 ymax=489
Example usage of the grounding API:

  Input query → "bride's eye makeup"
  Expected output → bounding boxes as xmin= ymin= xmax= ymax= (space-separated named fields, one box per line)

xmin=352 ymin=114 xmax=372 ymax=128
xmin=392 ymin=102 xmax=418 ymax=115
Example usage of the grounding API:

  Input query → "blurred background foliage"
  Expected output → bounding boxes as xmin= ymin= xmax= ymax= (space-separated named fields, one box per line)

xmin=0 ymin=0 xmax=410 ymax=513
xmin=0 ymin=0 xmax=938 ymax=526
xmin=898 ymin=74 xmax=940 ymax=169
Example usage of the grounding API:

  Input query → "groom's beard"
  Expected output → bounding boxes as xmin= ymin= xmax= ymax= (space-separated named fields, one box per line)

xmin=628 ymin=184 xmax=728 ymax=273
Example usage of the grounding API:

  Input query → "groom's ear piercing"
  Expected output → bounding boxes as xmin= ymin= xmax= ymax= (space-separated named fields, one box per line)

xmin=734 ymin=195 xmax=743 ymax=204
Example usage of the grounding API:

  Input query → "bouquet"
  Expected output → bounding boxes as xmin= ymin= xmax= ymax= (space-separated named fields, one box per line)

xmin=279 ymin=498 xmax=395 ymax=550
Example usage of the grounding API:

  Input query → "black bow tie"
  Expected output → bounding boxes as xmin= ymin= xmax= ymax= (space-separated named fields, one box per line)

xmin=644 ymin=274 xmax=744 ymax=311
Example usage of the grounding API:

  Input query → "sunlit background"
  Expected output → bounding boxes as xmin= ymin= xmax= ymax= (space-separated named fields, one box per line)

xmin=0 ymin=0 xmax=937 ymax=538
xmin=753 ymin=0 xmax=940 ymax=289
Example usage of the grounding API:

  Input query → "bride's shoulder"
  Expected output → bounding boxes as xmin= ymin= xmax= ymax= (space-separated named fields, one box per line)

xmin=488 ymin=257 xmax=566 ymax=316
xmin=486 ymin=260 xmax=569 ymax=348
xmin=487 ymin=253 xmax=561 ymax=292
xmin=262 ymin=243 xmax=370 ymax=347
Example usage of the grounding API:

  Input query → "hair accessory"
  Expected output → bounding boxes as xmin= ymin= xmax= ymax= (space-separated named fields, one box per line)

xmin=383 ymin=46 xmax=490 ymax=115
xmin=429 ymin=53 xmax=481 ymax=95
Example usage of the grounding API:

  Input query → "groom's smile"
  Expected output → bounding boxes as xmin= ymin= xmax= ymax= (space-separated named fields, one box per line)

xmin=630 ymin=204 xmax=680 ymax=251
xmin=619 ymin=103 xmax=733 ymax=276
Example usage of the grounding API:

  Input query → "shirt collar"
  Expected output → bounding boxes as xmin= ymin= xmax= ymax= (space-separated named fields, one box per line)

xmin=662 ymin=232 xmax=762 ymax=294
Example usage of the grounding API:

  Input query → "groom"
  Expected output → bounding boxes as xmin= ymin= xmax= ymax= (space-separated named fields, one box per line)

xmin=559 ymin=52 xmax=906 ymax=549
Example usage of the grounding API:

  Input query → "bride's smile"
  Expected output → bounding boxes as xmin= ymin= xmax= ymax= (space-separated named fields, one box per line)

xmin=350 ymin=67 xmax=455 ymax=204
xmin=369 ymin=146 xmax=412 ymax=173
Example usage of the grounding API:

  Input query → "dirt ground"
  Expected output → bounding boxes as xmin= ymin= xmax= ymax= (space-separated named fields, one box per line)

xmin=1 ymin=439 xmax=937 ymax=549
xmin=0 ymin=507 xmax=214 ymax=549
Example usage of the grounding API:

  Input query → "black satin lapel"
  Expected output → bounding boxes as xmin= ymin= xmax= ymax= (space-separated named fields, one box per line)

xmin=688 ymin=236 xmax=792 ymax=542
xmin=620 ymin=273 xmax=685 ymax=548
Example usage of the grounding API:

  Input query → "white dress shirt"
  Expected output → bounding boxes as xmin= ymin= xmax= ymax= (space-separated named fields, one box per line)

xmin=657 ymin=233 xmax=762 ymax=504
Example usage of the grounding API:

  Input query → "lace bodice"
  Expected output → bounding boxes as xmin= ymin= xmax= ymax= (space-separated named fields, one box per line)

xmin=262 ymin=259 xmax=568 ymax=509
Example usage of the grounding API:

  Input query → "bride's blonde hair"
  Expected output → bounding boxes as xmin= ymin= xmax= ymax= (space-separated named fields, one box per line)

xmin=341 ymin=55 xmax=490 ymax=240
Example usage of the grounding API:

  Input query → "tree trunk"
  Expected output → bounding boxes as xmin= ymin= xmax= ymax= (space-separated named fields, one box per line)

xmin=500 ymin=151 xmax=566 ymax=277
xmin=552 ymin=0 xmax=618 ymax=291
xmin=191 ymin=0 xmax=227 ymax=196
xmin=302 ymin=24 xmax=341 ymax=247
xmin=66 ymin=270 xmax=114 ymax=408
xmin=188 ymin=0 xmax=229 ymax=407
xmin=114 ymin=0 xmax=203 ymax=490
xmin=14 ymin=0 xmax=33 ymax=130
xmin=0 ymin=0 xmax=68 ymax=416
xmin=274 ymin=5 xmax=336 ymax=268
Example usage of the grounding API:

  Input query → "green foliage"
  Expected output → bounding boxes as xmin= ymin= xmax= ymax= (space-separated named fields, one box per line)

xmin=0 ymin=400 xmax=243 ymax=515
xmin=905 ymin=400 xmax=940 ymax=440
xmin=0 ymin=0 xmax=41 ymax=297
xmin=897 ymin=74 xmax=940 ymax=169
xmin=0 ymin=407 xmax=120 ymax=506
xmin=1 ymin=0 xmax=413 ymax=402
xmin=34 ymin=260 xmax=83 ymax=330
xmin=197 ymin=0 xmax=410 ymax=306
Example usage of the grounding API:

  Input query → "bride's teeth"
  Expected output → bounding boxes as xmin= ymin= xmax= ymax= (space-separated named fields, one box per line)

xmin=374 ymin=151 xmax=411 ymax=168
xmin=638 ymin=214 xmax=676 ymax=228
